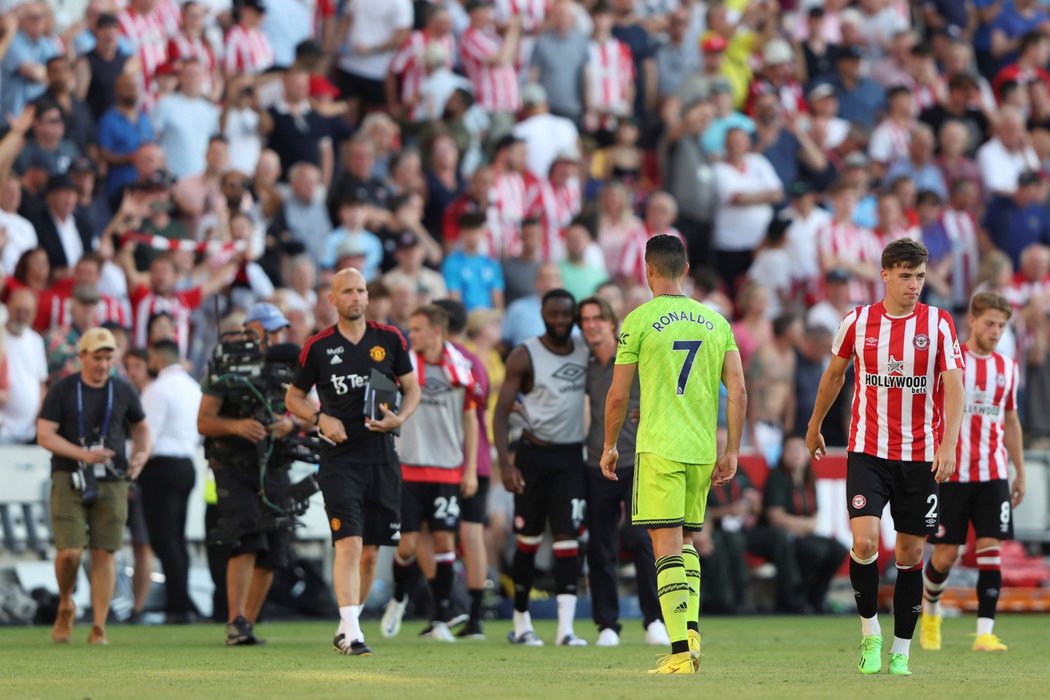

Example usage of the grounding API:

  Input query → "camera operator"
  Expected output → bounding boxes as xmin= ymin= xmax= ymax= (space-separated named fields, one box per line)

xmin=286 ymin=268 xmax=421 ymax=657
xmin=197 ymin=302 xmax=303 ymax=646
xmin=36 ymin=328 xmax=152 ymax=646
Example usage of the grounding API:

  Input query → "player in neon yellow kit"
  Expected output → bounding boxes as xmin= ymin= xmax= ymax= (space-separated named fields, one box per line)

xmin=602 ymin=235 xmax=747 ymax=674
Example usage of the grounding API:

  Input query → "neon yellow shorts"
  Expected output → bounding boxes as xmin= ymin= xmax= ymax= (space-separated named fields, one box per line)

xmin=632 ymin=453 xmax=715 ymax=531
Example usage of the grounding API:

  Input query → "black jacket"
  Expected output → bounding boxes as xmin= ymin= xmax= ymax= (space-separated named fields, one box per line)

xmin=32 ymin=210 xmax=95 ymax=270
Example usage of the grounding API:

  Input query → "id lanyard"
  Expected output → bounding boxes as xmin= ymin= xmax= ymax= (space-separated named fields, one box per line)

xmin=77 ymin=379 xmax=114 ymax=447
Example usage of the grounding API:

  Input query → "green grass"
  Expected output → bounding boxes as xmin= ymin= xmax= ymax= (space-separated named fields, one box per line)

xmin=1 ymin=615 xmax=1047 ymax=699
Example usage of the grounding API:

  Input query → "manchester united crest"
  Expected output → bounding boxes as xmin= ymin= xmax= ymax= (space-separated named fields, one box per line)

xmin=370 ymin=345 xmax=386 ymax=362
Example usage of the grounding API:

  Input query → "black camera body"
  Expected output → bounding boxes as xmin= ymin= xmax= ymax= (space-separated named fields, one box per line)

xmin=69 ymin=467 xmax=99 ymax=505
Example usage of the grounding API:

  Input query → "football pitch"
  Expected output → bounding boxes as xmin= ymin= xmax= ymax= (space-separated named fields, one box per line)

xmin=2 ymin=615 xmax=1047 ymax=699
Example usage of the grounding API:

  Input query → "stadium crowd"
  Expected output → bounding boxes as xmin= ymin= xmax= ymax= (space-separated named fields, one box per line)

xmin=1 ymin=0 xmax=1049 ymax=623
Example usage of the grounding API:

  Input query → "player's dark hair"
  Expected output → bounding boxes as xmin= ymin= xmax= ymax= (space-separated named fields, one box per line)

xmin=881 ymin=238 xmax=928 ymax=270
xmin=412 ymin=304 xmax=450 ymax=332
xmin=367 ymin=280 xmax=390 ymax=300
xmin=542 ymin=288 xmax=576 ymax=309
xmin=577 ymin=295 xmax=618 ymax=329
xmin=970 ymin=291 xmax=1012 ymax=320
xmin=433 ymin=298 xmax=468 ymax=335
xmin=644 ymin=234 xmax=687 ymax=279
xmin=887 ymin=85 xmax=911 ymax=102
xmin=125 ymin=347 xmax=149 ymax=363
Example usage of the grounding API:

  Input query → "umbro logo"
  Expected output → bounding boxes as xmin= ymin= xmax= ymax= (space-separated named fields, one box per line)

xmin=552 ymin=363 xmax=586 ymax=383
xmin=330 ymin=355 xmax=343 ymax=365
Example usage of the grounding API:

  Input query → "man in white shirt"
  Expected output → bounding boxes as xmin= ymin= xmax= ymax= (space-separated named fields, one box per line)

xmin=783 ymin=180 xmax=832 ymax=294
xmin=977 ymin=106 xmax=1041 ymax=198
xmin=0 ymin=288 xmax=48 ymax=444
xmin=0 ymin=177 xmax=38 ymax=275
xmin=336 ymin=0 xmax=414 ymax=120
xmin=512 ymin=84 xmax=580 ymax=178
xmin=152 ymin=59 xmax=220 ymax=180
xmin=137 ymin=338 xmax=203 ymax=623
xmin=712 ymin=127 xmax=783 ymax=292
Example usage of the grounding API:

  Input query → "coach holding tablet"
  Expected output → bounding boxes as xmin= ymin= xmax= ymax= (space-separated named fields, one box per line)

xmin=286 ymin=268 xmax=420 ymax=658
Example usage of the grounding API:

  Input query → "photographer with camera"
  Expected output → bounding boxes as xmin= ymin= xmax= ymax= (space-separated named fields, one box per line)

xmin=36 ymin=328 xmax=152 ymax=646
xmin=286 ymin=268 xmax=421 ymax=657
xmin=197 ymin=302 xmax=304 ymax=646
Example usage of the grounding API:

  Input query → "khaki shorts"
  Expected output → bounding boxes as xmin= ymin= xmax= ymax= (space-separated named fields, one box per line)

xmin=50 ymin=476 xmax=130 ymax=551
xmin=632 ymin=453 xmax=715 ymax=531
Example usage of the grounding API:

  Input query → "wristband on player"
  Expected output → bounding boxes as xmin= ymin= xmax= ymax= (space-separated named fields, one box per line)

xmin=312 ymin=411 xmax=323 ymax=426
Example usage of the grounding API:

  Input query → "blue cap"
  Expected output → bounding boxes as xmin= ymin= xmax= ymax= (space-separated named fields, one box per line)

xmin=244 ymin=303 xmax=290 ymax=332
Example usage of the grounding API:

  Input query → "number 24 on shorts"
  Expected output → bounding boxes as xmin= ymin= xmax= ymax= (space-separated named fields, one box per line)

xmin=673 ymin=340 xmax=704 ymax=395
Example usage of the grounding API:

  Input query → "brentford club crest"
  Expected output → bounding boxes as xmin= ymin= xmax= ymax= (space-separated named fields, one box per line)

xmin=852 ymin=494 xmax=866 ymax=509
xmin=913 ymin=333 xmax=929 ymax=350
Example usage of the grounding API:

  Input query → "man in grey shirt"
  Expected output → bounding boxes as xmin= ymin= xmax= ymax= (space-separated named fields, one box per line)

xmin=528 ymin=0 xmax=589 ymax=121
xmin=579 ymin=295 xmax=666 ymax=648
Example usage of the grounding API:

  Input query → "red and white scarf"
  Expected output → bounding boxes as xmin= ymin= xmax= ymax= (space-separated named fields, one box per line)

xmin=121 ymin=230 xmax=246 ymax=256
xmin=410 ymin=341 xmax=474 ymax=389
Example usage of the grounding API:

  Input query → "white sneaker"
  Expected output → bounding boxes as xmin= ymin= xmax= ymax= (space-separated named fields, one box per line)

xmin=557 ymin=633 xmax=588 ymax=647
xmin=645 ymin=620 xmax=671 ymax=646
xmin=420 ymin=621 xmax=456 ymax=642
xmin=507 ymin=629 xmax=544 ymax=646
xmin=596 ymin=628 xmax=621 ymax=647
xmin=380 ymin=597 xmax=409 ymax=638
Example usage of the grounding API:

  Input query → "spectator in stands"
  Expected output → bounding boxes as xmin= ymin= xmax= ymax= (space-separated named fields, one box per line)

xmin=14 ymin=100 xmax=80 ymax=177
xmin=985 ymin=170 xmax=1050 ymax=269
xmin=529 ymin=0 xmax=589 ymax=124
xmin=490 ymin=134 xmax=528 ymax=258
xmin=260 ymin=68 xmax=334 ymax=188
xmin=0 ymin=1 xmax=60 ymax=119
xmin=752 ymin=89 xmax=828 ymax=190
xmin=618 ymin=190 xmax=685 ymax=285
xmin=502 ymin=260 xmax=561 ymax=348
xmin=701 ymin=79 xmax=754 ymax=159
xmin=336 ymin=0 xmax=413 ymax=123
xmin=383 ymin=231 xmax=448 ymax=305
xmin=32 ymin=174 xmax=93 ymax=277
xmin=322 ymin=194 xmax=382 ymax=276
xmin=502 ymin=217 xmax=543 ymax=305
xmin=664 ymin=96 xmax=716 ymax=268
xmin=443 ymin=212 xmax=505 ymax=312
xmin=989 ymin=0 xmax=1048 ymax=69
xmin=886 ymin=124 xmax=947 ymax=200
xmin=939 ymin=179 xmax=982 ymax=313
xmin=76 ymin=12 xmax=130 ymax=122
xmin=596 ymin=181 xmax=641 ymax=275
xmin=817 ymin=179 xmax=882 ymax=305
xmin=37 ymin=327 xmax=151 ymax=645
xmin=921 ymin=73 xmax=990 ymax=158
xmin=868 ymin=85 xmax=914 ymax=179
xmin=422 ymin=134 xmax=465 ymax=243
xmin=713 ymin=127 xmax=783 ymax=293
xmin=45 ymin=283 xmax=100 ymax=383
xmin=782 ymin=180 xmax=831 ymax=301
xmin=512 ymin=84 xmax=580 ymax=179
xmin=460 ymin=0 xmax=522 ymax=142
xmin=793 ymin=323 xmax=850 ymax=447
xmin=559 ymin=220 xmax=606 ymax=302
xmin=274 ymin=163 xmax=332 ymax=266
xmin=807 ymin=269 xmax=854 ymax=336
xmin=169 ymin=0 xmax=221 ymax=100
xmin=936 ymin=120 xmax=983 ymax=201
xmin=755 ymin=436 xmax=848 ymax=614
xmin=332 ymin=137 xmax=392 ymax=230
xmin=731 ymin=282 xmax=772 ymax=374
xmin=699 ymin=467 xmax=759 ymax=614
xmin=747 ymin=312 xmax=801 ymax=466
xmin=68 ymin=157 xmax=110 ymax=241
xmin=0 ymin=176 xmax=39 ymax=277
xmin=829 ymin=45 xmax=885 ymax=130
xmin=585 ymin=1 xmax=637 ymax=142
xmin=977 ymin=106 xmax=1041 ymax=198
xmin=0 ymin=288 xmax=47 ymax=444
xmin=800 ymin=7 xmax=836 ymax=84
xmin=872 ymin=189 xmax=919 ymax=245
xmin=37 ymin=55 xmax=95 ymax=155
xmin=672 ymin=33 xmax=730 ymax=122
xmin=98 ymin=73 xmax=154 ymax=201
xmin=152 ymin=59 xmax=219 ymax=181
xmin=805 ymin=83 xmax=849 ymax=150
xmin=654 ymin=7 xmax=700 ymax=103
xmin=223 ymin=0 xmax=274 ymax=79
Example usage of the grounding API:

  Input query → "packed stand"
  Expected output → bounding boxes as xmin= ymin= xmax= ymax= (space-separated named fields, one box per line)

xmin=0 ymin=0 xmax=1048 ymax=618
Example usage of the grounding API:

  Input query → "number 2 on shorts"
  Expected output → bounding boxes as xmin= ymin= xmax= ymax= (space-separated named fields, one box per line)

xmin=673 ymin=340 xmax=704 ymax=395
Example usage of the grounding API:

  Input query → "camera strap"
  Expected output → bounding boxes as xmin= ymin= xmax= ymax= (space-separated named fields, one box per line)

xmin=77 ymin=379 xmax=114 ymax=445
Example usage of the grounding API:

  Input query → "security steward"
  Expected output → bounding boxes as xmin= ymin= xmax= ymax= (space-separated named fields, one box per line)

xmin=37 ymin=327 xmax=152 ymax=646
xmin=197 ymin=303 xmax=302 ymax=646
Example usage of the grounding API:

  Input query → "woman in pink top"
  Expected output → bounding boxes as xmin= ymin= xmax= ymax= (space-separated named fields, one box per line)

xmin=731 ymin=281 xmax=773 ymax=372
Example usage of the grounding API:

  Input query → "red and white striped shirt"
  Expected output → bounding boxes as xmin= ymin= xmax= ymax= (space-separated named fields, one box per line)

xmin=868 ymin=119 xmax=912 ymax=164
xmin=833 ymin=301 xmax=964 ymax=461
xmin=586 ymin=38 xmax=635 ymax=129
xmin=168 ymin=32 xmax=218 ymax=95
xmin=495 ymin=0 xmax=550 ymax=68
xmin=118 ymin=7 xmax=169 ymax=99
xmin=492 ymin=170 xmax=528 ymax=258
xmin=941 ymin=208 xmax=979 ymax=307
xmin=525 ymin=176 xmax=582 ymax=262
xmin=954 ymin=346 xmax=1017 ymax=483
xmin=224 ymin=25 xmax=275 ymax=76
xmin=619 ymin=225 xmax=686 ymax=285
xmin=130 ymin=284 xmax=203 ymax=356
xmin=154 ymin=0 xmax=183 ymax=36
xmin=817 ymin=219 xmax=883 ymax=304
xmin=460 ymin=27 xmax=521 ymax=113
xmin=390 ymin=30 xmax=456 ymax=105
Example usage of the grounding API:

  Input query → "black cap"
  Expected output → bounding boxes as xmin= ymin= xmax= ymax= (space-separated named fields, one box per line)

xmin=789 ymin=180 xmax=812 ymax=198
xmin=45 ymin=173 xmax=76 ymax=194
xmin=69 ymin=156 xmax=97 ymax=175
xmin=808 ymin=7 xmax=825 ymax=19
xmin=826 ymin=268 xmax=851 ymax=283
xmin=465 ymin=0 xmax=493 ymax=12
xmin=395 ymin=231 xmax=420 ymax=249
xmin=242 ymin=0 xmax=267 ymax=12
